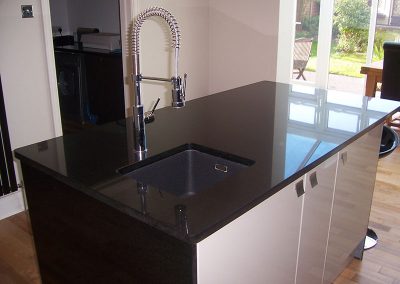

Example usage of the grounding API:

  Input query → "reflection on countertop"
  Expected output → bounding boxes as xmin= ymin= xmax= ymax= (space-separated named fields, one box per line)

xmin=14 ymin=81 xmax=400 ymax=243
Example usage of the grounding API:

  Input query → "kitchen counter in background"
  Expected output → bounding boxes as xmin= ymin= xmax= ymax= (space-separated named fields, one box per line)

xmin=55 ymin=43 xmax=122 ymax=56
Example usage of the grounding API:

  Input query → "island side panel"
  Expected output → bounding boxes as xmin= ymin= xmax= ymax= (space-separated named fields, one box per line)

xmin=21 ymin=163 xmax=195 ymax=284
xmin=323 ymin=124 xmax=383 ymax=284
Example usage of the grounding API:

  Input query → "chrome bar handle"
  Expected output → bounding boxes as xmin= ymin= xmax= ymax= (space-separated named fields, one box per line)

xmin=341 ymin=152 xmax=348 ymax=165
xmin=295 ymin=180 xmax=305 ymax=197
xmin=141 ymin=75 xmax=171 ymax=82
xmin=310 ymin=172 xmax=318 ymax=188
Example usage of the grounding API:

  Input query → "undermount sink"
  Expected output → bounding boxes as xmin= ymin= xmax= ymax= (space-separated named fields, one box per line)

xmin=118 ymin=144 xmax=254 ymax=197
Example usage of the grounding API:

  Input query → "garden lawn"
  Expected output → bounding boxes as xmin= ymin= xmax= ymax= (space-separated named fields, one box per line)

xmin=305 ymin=42 xmax=367 ymax=78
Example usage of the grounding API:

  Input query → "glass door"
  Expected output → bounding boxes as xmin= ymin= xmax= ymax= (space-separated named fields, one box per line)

xmin=326 ymin=0 xmax=375 ymax=94
xmin=372 ymin=0 xmax=400 ymax=62
xmin=284 ymin=0 xmax=382 ymax=96
xmin=292 ymin=0 xmax=321 ymax=84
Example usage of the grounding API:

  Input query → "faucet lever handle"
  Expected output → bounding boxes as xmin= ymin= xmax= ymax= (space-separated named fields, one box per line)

xmin=144 ymin=97 xmax=160 ymax=124
xmin=150 ymin=97 xmax=160 ymax=115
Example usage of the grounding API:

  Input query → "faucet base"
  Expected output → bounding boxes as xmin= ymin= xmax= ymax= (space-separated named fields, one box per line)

xmin=172 ymin=101 xmax=185 ymax=108
xmin=134 ymin=150 xmax=147 ymax=162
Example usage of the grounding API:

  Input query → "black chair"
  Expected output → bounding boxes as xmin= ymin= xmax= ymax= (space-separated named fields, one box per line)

xmin=363 ymin=42 xmax=400 ymax=250
xmin=380 ymin=125 xmax=399 ymax=158
xmin=381 ymin=42 xmax=400 ymax=127
xmin=381 ymin=42 xmax=400 ymax=102
xmin=364 ymin=125 xmax=399 ymax=250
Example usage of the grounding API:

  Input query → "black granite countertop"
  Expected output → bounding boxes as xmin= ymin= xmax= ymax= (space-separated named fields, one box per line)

xmin=14 ymin=81 xmax=400 ymax=243
xmin=55 ymin=43 xmax=122 ymax=56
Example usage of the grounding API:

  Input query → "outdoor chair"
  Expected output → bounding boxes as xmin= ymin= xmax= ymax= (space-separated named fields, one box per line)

xmin=293 ymin=38 xmax=313 ymax=80
xmin=381 ymin=41 xmax=400 ymax=127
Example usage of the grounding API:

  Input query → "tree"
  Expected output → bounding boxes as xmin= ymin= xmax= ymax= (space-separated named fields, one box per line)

xmin=334 ymin=0 xmax=370 ymax=53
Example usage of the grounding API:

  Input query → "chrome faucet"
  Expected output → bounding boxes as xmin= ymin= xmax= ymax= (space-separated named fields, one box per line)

xmin=132 ymin=7 xmax=186 ymax=153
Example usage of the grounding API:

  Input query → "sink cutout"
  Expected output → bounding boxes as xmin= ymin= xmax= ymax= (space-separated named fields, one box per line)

xmin=118 ymin=144 xmax=254 ymax=197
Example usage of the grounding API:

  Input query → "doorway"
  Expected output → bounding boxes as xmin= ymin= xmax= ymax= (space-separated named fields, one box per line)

xmin=293 ymin=0 xmax=377 ymax=94
xmin=46 ymin=0 xmax=131 ymax=133
xmin=279 ymin=0 xmax=393 ymax=95
xmin=372 ymin=0 xmax=400 ymax=63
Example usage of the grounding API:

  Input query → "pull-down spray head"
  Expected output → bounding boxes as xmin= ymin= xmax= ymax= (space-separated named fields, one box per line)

xmin=132 ymin=6 xmax=186 ymax=108
xmin=131 ymin=7 xmax=186 ymax=153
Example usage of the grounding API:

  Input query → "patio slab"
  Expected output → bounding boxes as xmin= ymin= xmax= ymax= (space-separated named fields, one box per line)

xmin=293 ymin=71 xmax=367 ymax=96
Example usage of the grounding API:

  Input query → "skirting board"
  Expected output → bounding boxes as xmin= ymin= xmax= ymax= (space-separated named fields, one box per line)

xmin=0 ymin=190 xmax=25 ymax=220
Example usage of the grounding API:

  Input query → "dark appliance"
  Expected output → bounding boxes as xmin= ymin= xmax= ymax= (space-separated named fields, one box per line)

xmin=55 ymin=51 xmax=96 ymax=128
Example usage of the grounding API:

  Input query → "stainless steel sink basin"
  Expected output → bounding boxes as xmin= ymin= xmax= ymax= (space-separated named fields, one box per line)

xmin=118 ymin=144 xmax=254 ymax=197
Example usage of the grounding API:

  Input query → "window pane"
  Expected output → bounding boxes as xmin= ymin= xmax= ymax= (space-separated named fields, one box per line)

xmin=328 ymin=110 xmax=359 ymax=132
xmin=374 ymin=0 xmax=400 ymax=63
xmin=327 ymin=0 xmax=372 ymax=95
xmin=292 ymin=0 xmax=321 ymax=83
xmin=289 ymin=103 xmax=316 ymax=124
xmin=285 ymin=134 xmax=317 ymax=177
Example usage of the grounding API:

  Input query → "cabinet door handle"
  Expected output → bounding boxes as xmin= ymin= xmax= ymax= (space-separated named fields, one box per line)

xmin=341 ymin=152 xmax=348 ymax=165
xmin=310 ymin=172 xmax=318 ymax=188
xmin=295 ymin=180 xmax=305 ymax=197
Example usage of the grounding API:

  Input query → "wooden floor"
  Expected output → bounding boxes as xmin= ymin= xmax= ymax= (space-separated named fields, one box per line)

xmin=0 ymin=212 xmax=41 ymax=283
xmin=1 ymin=147 xmax=400 ymax=283
xmin=334 ymin=144 xmax=400 ymax=284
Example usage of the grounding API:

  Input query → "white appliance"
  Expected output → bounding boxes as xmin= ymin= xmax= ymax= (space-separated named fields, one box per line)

xmin=81 ymin=33 xmax=121 ymax=51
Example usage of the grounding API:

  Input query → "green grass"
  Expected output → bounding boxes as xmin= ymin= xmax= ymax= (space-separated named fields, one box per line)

xmin=306 ymin=42 xmax=366 ymax=78
xmin=302 ymin=29 xmax=400 ymax=77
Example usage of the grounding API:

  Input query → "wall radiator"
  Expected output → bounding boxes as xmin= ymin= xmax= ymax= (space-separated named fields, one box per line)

xmin=0 ymin=75 xmax=18 ymax=196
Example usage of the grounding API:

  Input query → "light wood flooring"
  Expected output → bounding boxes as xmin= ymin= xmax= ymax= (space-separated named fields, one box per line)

xmin=0 ymin=212 xmax=41 ymax=283
xmin=334 ymin=143 xmax=400 ymax=283
xmin=1 ymin=146 xmax=400 ymax=283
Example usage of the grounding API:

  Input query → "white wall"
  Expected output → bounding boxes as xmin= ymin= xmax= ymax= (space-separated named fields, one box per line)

xmin=209 ymin=0 xmax=280 ymax=93
xmin=132 ymin=0 xmax=210 ymax=112
xmin=130 ymin=0 xmax=280 ymax=111
xmin=50 ymin=0 xmax=121 ymax=35
xmin=49 ymin=0 xmax=70 ymax=34
xmin=0 ymin=0 xmax=58 ymax=149
xmin=276 ymin=0 xmax=297 ymax=84
xmin=0 ymin=0 xmax=60 ymax=218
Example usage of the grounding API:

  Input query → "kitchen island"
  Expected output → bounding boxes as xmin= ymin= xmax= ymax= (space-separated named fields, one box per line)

xmin=15 ymin=81 xmax=400 ymax=283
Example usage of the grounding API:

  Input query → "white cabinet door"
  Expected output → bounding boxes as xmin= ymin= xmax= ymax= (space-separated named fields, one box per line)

xmin=197 ymin=177 xmax=304 ymax=284
xmin=296 ymin=154 xmax=338 ymax=284
xmin=323 ymin=125 xmax=382 ymax=284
